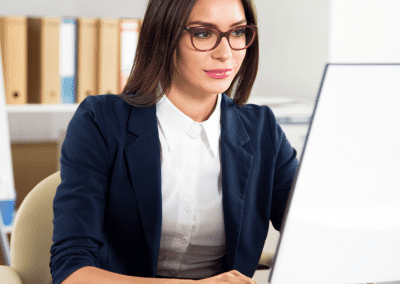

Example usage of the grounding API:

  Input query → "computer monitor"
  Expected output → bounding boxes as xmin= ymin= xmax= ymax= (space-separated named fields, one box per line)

xmin=269 ymin=63 xmax=400 ymax=284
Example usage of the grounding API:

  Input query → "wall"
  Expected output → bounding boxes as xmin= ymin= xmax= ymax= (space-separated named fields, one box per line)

xmin=329 ymin=0 xmax=400 ymax=63
xmin=0 ymin=0 xmax=329 ymax=102
xmin=255 ymin=0 xmax=329 ymax=101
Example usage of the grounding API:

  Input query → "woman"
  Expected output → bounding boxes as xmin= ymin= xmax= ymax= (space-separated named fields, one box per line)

xmin=50 ymin=0 xmax=299 ymax=283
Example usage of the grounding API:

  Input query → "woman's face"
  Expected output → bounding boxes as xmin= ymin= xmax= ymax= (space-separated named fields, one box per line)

xmin=169 ymin=0 xmax=247 ymax=99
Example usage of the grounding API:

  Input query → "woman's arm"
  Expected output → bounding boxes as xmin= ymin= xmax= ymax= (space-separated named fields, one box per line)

xmin=62 ymin=267 xmax=258 ymax=284
xmin=62 ymin=266 xmax=195 ymax=284
xmin=267 ymin=108 xmax=299 ymax=232
xmin=50 ymin=96 xmax=112 ymax=283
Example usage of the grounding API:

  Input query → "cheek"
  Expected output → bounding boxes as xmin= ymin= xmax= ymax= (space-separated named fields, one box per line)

xmin=178 ymin=52 xmax=205 ymax=75
xmin=237 ymin=51 xmax=246 ymax=65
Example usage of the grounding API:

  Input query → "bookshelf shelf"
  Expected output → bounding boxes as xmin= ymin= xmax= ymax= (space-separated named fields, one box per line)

xmin=5 ymin=97 xmax=314 ymax=143
xmin=6 ymin=104 xmax=79 ymax=113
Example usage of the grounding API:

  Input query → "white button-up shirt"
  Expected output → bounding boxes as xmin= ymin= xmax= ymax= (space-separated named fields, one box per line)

xmin=155 ymin=93 xmax=226 ymax=279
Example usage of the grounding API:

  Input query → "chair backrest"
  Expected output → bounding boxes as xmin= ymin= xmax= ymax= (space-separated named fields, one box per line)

xmin=10 ymin=171 xmax=61 ymax=284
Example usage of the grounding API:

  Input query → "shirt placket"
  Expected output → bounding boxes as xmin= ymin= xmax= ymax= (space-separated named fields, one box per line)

xmin=174 ymin=123 xmax=202 ymax=270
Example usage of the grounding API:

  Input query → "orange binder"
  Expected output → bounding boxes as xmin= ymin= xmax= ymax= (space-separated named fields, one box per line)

xmin=77 ymin=17 xmax=98 ymax=103
xmin=0 ymin=16 xmax=28 ymax=105
xmin=27 ymin=17 xmax=60 ymax=104
xmin=97 ymin=18 xmax=119 ymax=96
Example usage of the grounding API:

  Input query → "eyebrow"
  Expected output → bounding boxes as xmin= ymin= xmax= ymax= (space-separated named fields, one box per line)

xmin=187 ymin=19 xmax=247 ymax=28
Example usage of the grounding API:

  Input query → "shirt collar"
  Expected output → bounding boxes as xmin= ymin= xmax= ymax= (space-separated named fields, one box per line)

xmin=156 ymin=93 xmax=221 ymax=157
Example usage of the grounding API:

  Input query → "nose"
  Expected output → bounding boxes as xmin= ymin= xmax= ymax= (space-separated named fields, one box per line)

xmin=211 ymin=36 xmax=232 ymax=60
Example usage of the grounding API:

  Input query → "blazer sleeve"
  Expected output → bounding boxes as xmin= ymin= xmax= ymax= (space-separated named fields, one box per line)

xmin=50 ymin=96 xmax=110 ymax=284
xmin=267 ymin=108 xmax=299 ymax=232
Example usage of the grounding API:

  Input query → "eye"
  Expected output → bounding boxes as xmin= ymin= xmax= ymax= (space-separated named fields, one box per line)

xmin=193 ymin=28 xmax=215 ymax=39
xmin=232 ymin=28 xmax=246 ymax=37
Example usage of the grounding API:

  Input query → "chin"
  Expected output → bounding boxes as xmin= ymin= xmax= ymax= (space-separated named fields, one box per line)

xmin=202 ymin=88 xmax=228 ymax=96
xmin=207 ymin=79 xmax=233 ymax=89
xmin=193 ymin=80 xmax=233 ymax=96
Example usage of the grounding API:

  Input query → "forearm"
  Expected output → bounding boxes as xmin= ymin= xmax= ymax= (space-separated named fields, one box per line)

xmin=61 ymin=266 xmax=196 ymax=284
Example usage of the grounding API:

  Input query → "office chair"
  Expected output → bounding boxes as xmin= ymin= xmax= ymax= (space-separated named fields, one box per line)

xmin=0 ymin=171 xmax=275 ymax=284
xmin=0 ymin=170 xmax=60 ymax=284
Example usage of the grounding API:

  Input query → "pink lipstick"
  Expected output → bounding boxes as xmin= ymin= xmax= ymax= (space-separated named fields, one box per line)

xmin=204 ymin=69 xmax=232 ymax=79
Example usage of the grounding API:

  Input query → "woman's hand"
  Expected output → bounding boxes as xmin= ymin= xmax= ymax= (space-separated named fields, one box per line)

xmin=195 ymin=270 xmax=258 ymax=283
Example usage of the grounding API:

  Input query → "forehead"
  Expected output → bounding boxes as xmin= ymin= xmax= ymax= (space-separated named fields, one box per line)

xmin=188 ymin=0 xmax=246 ymax=24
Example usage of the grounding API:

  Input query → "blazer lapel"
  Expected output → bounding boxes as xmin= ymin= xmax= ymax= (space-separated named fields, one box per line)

xmin=220 ymin=94 xmax=254 ymax=270
xmin=123 ymin=93 xmax=253 ymax=276
xmin=123 ymin=104 xmax=162 ymax=276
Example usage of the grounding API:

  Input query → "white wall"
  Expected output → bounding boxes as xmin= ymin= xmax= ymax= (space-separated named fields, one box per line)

xmin=254 ymin=0 xmax=329 ymax=101
xmin=329 ymin=0 xmax=400 ymax=63
xmin=0 ymin=0 xmax=329 ymax=102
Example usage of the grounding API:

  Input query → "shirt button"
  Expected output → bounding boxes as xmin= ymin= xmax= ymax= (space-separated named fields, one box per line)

xmin=187 ymin=173 xmax=193 ymax=179
xmin=191 ymin=125 xmax=200 ymax=131
xmin=182 ymin=237 xmax=189 ymax=244
xmin=188 ymin=140 xmax=194 ymax=146
xmin=186 ymin=204 xmax=192 ymax=212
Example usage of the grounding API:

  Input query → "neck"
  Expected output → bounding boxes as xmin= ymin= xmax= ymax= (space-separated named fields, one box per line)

xmin=165 ymin=89 xmax=219 ymax=123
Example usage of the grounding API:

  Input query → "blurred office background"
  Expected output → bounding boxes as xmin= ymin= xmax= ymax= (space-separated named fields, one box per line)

xmin=1 ymin=1 xmax=399 ymax=283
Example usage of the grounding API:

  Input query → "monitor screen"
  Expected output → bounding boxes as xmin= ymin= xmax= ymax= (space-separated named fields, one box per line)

xmin=269 ymin=63 xmax=400 ymax=284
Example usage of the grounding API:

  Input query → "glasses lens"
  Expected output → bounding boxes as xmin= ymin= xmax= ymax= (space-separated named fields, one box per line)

xmin=229 ymin=27 xmax=254 ymax=49
xmin=192 ymin=28 xmax=218 ymax=51
xmin=192 ymin=27 xmax=254 ymax=50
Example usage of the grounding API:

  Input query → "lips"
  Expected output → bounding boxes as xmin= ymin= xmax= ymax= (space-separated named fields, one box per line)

xmin=205 ymin=69 xmax=232 ymax=73
xmin=204 ymin=69 xmax=232 ymax=79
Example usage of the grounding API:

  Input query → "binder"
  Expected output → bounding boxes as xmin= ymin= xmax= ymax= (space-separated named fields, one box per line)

xmin=97 ymin=18 xmax=119 ymax=95
xmin=27 ymin=17 xmax=61 ymax=104
xmin=60 ymin=17 xmax=77 ymax=103
xmin=77 ymin=17 xmax=98 ymax=103
xmin=0 ymin=16 xmax=28 ymax=105
xmin=119 ymin=18 xmax=140 ymax=93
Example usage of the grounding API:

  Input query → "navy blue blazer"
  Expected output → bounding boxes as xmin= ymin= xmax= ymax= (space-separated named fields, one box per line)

xmin=50 ymin=92 xmax=298 ymax=284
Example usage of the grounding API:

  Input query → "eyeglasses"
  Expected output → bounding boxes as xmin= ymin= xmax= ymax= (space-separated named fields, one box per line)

xmin=184 ymin=24 xmax=258 ymax=52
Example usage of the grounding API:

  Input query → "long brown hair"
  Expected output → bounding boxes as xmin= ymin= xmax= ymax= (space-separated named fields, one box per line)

xmin=118 ymin=0 xmax=259 ymax=108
